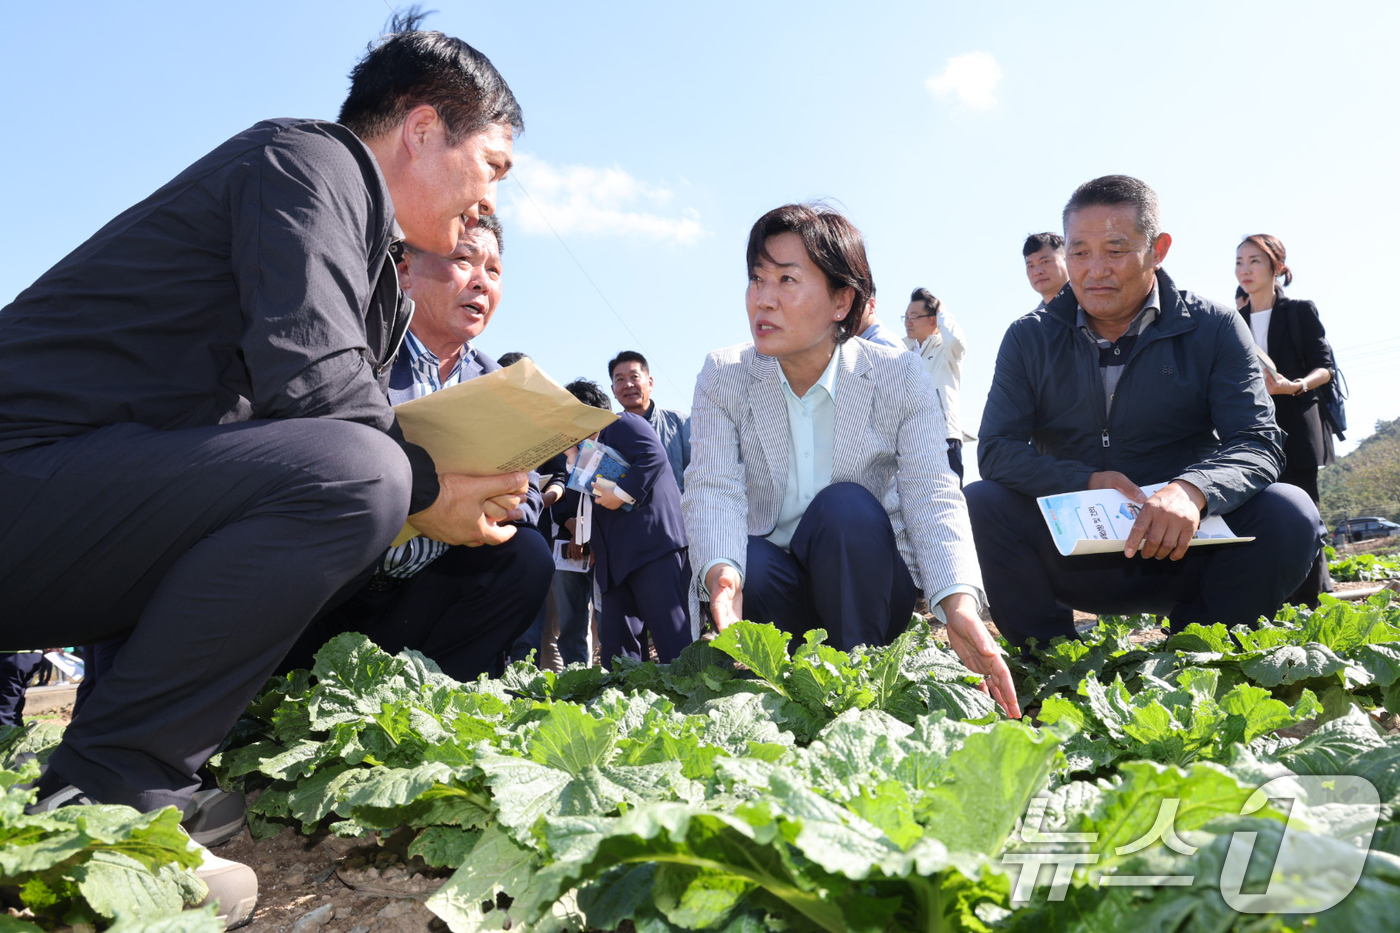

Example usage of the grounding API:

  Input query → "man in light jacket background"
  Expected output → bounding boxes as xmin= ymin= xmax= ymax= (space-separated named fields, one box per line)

xmin=903 ymin=287 xmax=971 ymax=482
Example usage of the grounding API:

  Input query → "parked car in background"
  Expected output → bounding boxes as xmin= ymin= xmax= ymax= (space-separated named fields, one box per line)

xmin=1332 ymin=516 xmax=1400 ymax=546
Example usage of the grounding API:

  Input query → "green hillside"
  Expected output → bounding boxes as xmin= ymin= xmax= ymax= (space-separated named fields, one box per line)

xmin=1319 ymin=416 xmax=1400 ymax=526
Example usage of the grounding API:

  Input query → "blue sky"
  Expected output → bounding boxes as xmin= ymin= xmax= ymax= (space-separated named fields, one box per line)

xmin=3 ymin=1 xmax=1396 ymax=475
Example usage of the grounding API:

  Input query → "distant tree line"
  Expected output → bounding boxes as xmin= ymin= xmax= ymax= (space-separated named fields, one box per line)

xmin=1319 ymin=417 xmax=1400 ymax=527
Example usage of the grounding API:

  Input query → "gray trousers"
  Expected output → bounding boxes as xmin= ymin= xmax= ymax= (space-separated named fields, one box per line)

xmin=0 ymin=419 xmax=410 ymax=811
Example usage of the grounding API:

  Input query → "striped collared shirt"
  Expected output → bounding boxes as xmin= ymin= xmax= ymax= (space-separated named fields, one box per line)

xmin=1076 ymin=282 xmax=1160 ymax=417
xmin=378 ymin=331 xmax=488 ymax=579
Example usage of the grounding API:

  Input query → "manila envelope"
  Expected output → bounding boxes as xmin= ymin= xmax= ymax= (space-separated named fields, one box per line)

xmin=390 ymin=358 xmax=617 ymax=546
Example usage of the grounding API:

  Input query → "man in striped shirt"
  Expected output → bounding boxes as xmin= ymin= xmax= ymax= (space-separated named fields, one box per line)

xmin=282 ymin=215 xmax=553 ymax=680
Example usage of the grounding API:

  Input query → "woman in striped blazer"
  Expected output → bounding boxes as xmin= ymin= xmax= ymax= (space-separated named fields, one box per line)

xmin=681 ymin=204 xmax=1018 ymax=718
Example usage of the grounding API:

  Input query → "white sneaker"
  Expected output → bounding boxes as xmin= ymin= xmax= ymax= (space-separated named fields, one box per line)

xmin=25 ymin=781 xmax=257 ymax=929
xmin=189 ymin=838 xmax=258 ymax=930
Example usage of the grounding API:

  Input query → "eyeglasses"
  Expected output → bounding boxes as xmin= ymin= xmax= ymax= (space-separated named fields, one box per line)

xmin=902 ymin=313 xmax=933 ymax=323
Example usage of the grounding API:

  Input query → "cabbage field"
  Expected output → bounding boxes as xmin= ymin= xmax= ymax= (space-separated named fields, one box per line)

xmin=4 ymin=592 xmax=1400 ymax=932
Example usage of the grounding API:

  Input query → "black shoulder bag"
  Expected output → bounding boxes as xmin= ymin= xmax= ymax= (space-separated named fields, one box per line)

xmin=1285 ymin=305 xmax=1348 ymax=441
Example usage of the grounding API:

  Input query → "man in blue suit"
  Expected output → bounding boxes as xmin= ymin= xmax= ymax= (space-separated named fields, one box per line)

xmin=283 ymin=215 xmax=553 ymax=680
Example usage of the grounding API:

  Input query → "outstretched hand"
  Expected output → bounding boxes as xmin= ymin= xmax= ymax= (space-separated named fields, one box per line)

xmin=706 ymin=563 xmax=744 ymax=634
xmin=941 ymin=592 xmax=1021 ymax=719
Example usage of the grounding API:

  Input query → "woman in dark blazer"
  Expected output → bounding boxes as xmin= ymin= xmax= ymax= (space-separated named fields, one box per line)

xmin=1236 ymin=233 xmax=1334 ymax=603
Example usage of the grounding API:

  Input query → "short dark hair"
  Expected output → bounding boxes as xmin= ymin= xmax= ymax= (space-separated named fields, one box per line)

xmin=608 ymin=351 xmax=649 ymax=379
xmin=746 ymin=203 xmax=872 ymax=344
xmin=565 ymin=378 xmax=611 ymax=411
xmin=1062 ymin=175 xmax=1160 ymax=244
xmin=476 ymin=213 xmax=503 ymax=255
xmin=1239 ymin=234 xmax=1293 ymax=287
xmin=1022 ymin=232 xmax=1064 ymax=257
xmin=909 ymin=287 xmax=942 ymax=316
xmin=338 ymin=7 xmax=524 ymax=146
xmin=496 ymin=351 xmax=529 ymax=367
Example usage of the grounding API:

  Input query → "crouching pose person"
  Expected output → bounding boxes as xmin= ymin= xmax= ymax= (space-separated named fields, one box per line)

xmin=0 ymin=15 xmax=525 ymax=927
xmin=682 ymin=203 xmax=1019 ymax=719
xmin=968 ymin=176 xmax=1323 ymax=648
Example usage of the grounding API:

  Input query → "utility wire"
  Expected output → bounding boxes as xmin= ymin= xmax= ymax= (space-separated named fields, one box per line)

xmin=372 ymin=2 xmax=685 ymax=402
xmin=508 ymin=173 xmax=688 ymax=400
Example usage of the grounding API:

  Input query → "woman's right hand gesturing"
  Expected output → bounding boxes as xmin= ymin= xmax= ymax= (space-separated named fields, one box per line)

xmin=706 ymin=563 xmax=745 ymax=633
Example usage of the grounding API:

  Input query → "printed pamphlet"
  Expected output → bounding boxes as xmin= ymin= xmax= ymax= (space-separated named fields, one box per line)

xmin=567 ymin=439 xmax=635 ymax=511
xmin=1037 ymin=481 xmax=1254 ymax=556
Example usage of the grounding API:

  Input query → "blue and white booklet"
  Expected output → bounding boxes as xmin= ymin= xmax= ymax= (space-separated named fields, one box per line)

xmin=1037 ymin=481 xmax=1253 ymax=557
xmin=566 ymin=438 xmax=634 ymax=511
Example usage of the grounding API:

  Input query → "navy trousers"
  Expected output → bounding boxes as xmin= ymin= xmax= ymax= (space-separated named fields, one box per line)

xmin=1278 ymin=460 xmax=1332 ymax=607
xmin=0 ymin=419 xmax=411 ymax=811
xmin=964 ymin=479 xmax=1324 ymax=647
xmin=72 ymin=639 xmax=124 ymax=721
xmin=507 ymin=563 xmax=594 ymax=669
xmin=744 ymin=482 xmax=918 ymax=651
xmin=946 ymin=438 xmax=965 ymax=485
xmin=0 ymin=652 xmax=44 ymax=727
xmin=286 ymin=525 xmax=554 ymax=682
xmin=599 ymin=549 xmax=691 ymax=666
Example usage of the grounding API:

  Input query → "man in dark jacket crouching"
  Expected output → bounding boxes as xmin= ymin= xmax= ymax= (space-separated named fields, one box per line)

xmin=967 ymin=175 xmax=1323 ymax=647
xmin=0 ymin=11 xmax=525 ymax=866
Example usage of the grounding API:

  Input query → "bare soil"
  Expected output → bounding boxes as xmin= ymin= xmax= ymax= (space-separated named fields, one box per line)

xmin=214 ymin=826 xmax=450 ymax=933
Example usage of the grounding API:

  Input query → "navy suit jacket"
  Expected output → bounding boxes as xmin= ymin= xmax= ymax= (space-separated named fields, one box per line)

xmin=591 ymin=412 xmax=687 ymax=590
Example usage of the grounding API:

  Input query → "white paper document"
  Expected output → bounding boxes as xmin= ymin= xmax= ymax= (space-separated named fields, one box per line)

xmin=1037 ymin=482 xmax=1254 ymax=557
xmin=552 ymin=539 xmax=590 ymax=573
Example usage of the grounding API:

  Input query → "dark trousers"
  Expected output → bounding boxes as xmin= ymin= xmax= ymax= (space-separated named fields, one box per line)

xmin=1278 ymin=462 xmax=1331 ymax=607
xmin=286 ymin=526 xmax=554 ymax=682
xmin=964 ymin=479 xmax=1323 ymax=647
xmin=521 ymin=567 xmax=595 ymax=668
xmin=72 ymin=639 xmax=125 ymax=721
xmin=0 ymin=420 xmax=411 ymax=810
xmin=599 ymin=549 xmax=691 ymax=667
xmin=0 ymin=652 xmax=44 ymax=727
xmin=744 ymin=482 xmax=918 ymax=651
xmin=947 ymin=438 xmax=965 ymax=485
xmin=507 ymin=562 xmax=593 ymax=669
xmin=507 ymin=588 xmax=550 ymax=666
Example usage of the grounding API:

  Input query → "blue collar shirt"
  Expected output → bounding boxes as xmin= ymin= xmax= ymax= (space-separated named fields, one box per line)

xmin=767 ymin=344 xmax=842 ymax=551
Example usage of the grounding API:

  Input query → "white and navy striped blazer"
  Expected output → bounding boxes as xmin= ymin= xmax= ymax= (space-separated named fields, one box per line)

xmin=680 ymin=338 xmax=982 ymax=635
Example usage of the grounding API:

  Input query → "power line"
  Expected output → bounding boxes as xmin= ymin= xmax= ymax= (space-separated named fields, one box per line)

xmin=508 ymin=173 xmax=688 ymax=400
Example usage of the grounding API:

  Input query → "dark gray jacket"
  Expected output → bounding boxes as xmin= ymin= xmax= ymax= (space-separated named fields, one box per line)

xmin=0 ymin=119 xmax=438 ymax=510
xmin=977 ymin=269 xmax=1284 ymax=516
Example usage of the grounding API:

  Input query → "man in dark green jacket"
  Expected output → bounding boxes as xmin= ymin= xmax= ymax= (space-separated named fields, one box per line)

xmin=968 ymin=175 xmax=1323 ymax=647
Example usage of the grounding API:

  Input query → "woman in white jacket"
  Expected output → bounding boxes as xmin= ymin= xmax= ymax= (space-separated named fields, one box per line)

xmin=682 ymin=203 xmax=1018 ymax=719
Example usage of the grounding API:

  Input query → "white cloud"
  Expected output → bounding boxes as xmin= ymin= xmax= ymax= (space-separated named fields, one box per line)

xmin=501 ymin=153 xmax=708 ymax=245
xmin=925 ymin=51 xmax=1002 ymax=111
